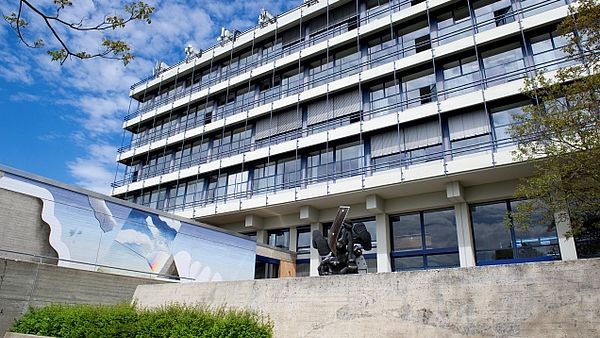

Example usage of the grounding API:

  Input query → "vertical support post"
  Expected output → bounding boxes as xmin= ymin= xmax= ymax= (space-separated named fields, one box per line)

xmin=256 ymin=229 xmax=268 ymax=245
xmin=289 ymin=226 xmax=298 ymax=252
xmin=554 ymin=211 xmax=578 ymax=261
xmin=375 ymin=213 xmax=392 ymax=272
xmin=454 ymin=202 xmax=476 ymax=267
xmin=309 ymin=222 xmax=323 ymax=276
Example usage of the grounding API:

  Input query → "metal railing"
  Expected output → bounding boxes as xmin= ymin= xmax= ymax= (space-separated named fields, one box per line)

xmin=0 ymin=248 xmax=189 ymax=281
xmin=112 ymin=52 xmax=575 ymax=189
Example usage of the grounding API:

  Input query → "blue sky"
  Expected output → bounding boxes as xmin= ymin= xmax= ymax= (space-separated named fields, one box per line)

xmin=0 ymin=0 xmax=299 ymax=194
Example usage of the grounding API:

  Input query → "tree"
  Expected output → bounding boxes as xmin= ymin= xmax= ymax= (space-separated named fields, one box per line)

xmin=509 ymin=0 xmax=600 ymax=236
xmin=3 ymin=0 xmax=154 ymax=65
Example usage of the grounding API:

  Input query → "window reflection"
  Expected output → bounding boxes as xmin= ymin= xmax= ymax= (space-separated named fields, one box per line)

xmin=470 ymin=200 xmax=561 ymax=265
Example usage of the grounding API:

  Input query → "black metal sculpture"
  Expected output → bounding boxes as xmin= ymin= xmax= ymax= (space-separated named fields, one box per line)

xmin=312 ymin=206 xmax=372 ymax=275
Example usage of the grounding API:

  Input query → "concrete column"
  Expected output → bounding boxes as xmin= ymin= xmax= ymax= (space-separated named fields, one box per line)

xmin=375 ymin=213 xmax=392 ymax=273
xmin=554 ymin=211 xmax=578 ymax=261
xmin=309 ymin=222 xmax=323 ymax=277
xmin=454 ymin=203 xmax=476 ymax=268
xmin=256 ymin=229 xmax=268 ymax=245
xmin=289 ymin=226 xmax=298 ymax=252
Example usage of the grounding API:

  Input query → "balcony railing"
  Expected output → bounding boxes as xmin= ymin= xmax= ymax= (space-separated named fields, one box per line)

xmin=123 ymin=0 xmax=568 ymax=126
xmin=113 ymin=53 xmax=575 ymax=189
xmin=152 ymin=135 xmax=518 ymax=211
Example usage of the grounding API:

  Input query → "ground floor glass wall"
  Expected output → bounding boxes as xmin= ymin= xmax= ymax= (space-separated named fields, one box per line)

xmin=470 ymin=199 xmax=561 ymax=265
xmin=389 ymin=208 xmax=459 ymax=271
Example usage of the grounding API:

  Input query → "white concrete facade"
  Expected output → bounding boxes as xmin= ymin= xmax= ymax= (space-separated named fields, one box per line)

xmin=114 ymin=0 xmax=584 ymax=275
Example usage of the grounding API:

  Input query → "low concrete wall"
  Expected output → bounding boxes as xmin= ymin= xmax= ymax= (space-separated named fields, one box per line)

xmin=0 ymin=258 xmax=165 ymax=335
xmin=134 ymin=259 xmax=600 ymax=337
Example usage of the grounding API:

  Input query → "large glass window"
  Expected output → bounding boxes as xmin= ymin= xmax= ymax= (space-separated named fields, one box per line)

xmin=401 ymin=69 xmax=436 ymax=108
xmin=472 ymin=0 xmax=514 ymax=32
xmin=307 ymin=147 xmax=334 ymax=183
xmin=296 ymin=226 xmax=311 ymax=254
xmin=390 ymin=209 xmax=459 ymax=271
xmin=395 ymin=19 xmax=430 ymax=56
xmin=368 ymin=79 xmax=400 ymax=117
xmin=436 ymin=4 xmax=472 ymax=44
xmin=212 ymin=126 xmax=252 ymax=159
xmin=268 ymin=228 xmax=290 ymax=250
xmin=481 ymin=42 xmax=525 ymax=87
xmin=296 ymin=259 xmax=310 ymax=277
xmin=489 ymin=100 xmax=529 ymax=144
xmin=441 ymin=55 xmax=481 ymax=98
xmin=471 ymin=200 xmax=561 ymax=265
xmin=530 ymin=31 xmax=570 ymax=71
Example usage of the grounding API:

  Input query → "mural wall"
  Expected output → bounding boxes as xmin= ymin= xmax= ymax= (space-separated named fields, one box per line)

xmin=0 ymin=171 xmax=256 ymax=282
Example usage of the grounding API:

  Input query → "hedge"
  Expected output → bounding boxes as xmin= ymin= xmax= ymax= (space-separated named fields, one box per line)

xmin=11 ymin=303 xmax=273 ymax=338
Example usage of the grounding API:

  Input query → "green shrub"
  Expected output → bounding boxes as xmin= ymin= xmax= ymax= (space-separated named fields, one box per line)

xmin=11 ymin=303 xmax=272 ymax=338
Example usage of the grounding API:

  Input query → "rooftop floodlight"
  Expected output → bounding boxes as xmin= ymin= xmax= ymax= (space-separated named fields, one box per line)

xmin=258 ymin=9 xmax=276 ymax=27
xmin=217 ymin=27 xmax=233 ymax=45
xmin=152 ymin=60 xmax=169 ymax=76
xmin=184 ymin=45 xmax=195 ymax=60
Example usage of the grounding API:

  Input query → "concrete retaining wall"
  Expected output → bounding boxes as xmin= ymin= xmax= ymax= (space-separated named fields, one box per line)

xmin=0 ymin=258 xmax=165 ymax=335
xmin=134 ymin=259 xmax=600 ymax=337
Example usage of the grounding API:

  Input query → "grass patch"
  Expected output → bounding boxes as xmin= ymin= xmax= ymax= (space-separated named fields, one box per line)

xmin=11 ymin=303 xmax=272 ymax=338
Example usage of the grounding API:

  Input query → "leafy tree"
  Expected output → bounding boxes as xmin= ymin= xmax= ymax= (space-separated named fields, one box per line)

xmin=509 ymin=0 xmax=600 ymax=236
xmin=3 ymin=0 xmax=154 ymax=65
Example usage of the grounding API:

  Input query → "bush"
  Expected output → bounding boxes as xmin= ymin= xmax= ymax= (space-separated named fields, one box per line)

xmin=11 ymin=303 xmax=272 ymax=338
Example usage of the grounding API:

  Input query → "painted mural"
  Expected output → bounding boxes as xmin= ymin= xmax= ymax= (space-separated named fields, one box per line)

xmin=0 ymin=172 xmax=256 ymax=282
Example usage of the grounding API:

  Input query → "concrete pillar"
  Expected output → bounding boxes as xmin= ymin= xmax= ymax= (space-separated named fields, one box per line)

xmin=309 ymin=222 xmax=323 ymax=277
xmin=454 ymin=203 xmax=476 ymax=268
xmin=256 ymin=229 xmax=268 ymax=245
xmin=375 ymin=213 xmax=392 ymax=273
xmin=554 ymin=211 xmax=578 ymax=261
xmin=289 ymin=226 xmax=298 ymax=252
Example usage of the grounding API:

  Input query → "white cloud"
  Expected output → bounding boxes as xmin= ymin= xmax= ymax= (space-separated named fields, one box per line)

xmin=1 ymin=0 xmax=301 ymax=193
xmin=67 ymin=143 xmax=117 ymax=194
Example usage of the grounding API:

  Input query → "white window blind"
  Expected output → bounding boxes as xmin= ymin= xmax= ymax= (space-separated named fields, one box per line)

xmin=448 ymin=110 xmax=491 ymax=140
xmin=255 ymin=116 xmax=272 ymax=140
xmin=276 ymin=109 xmax=302 ymax=134
xmin=371 ymin=129 xmax=404 ymax=158
xmin=333 ymin=90 xmax=361 ymax=118
xmin=405 ymin=120 xmax=442 ymax=150
xmin=307 ymin=98 xmax=333 ymax=125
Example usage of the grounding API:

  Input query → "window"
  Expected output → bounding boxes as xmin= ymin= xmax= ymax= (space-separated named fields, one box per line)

xmin=255 ymin=257 xmax=279 ymax=279
xmin=307 ymin=148 xmax=334 ymax=183
xmin=268 ymin=229 xmax=290 ymax=250
xmin=252 ymin=157 xmax=301 ymax=194
xmin=335 ymin=142 xmax=364 ymax=178
xmin=530 ymin=31 xmax=570 ymax=71
xmin=448 ymin=110 xmax=492 ymax=157
xmin=472 ymin=0 xmax=513 ymax=32
xmin=366 ymin=33 xmax=395 ymax=67
xmin=368 ymin=79 xmax=400 ymax=117
xmin=296 ymin=259 xmax=310 ymax=277
xmin=481 ymin=42 xmax=525 ymax=86
xmin=212 ymin=126 xmax=253 ymax=159
xmin=401 ymin=69 xmax=436 ymax=108
xmin=442 ymin=55 xmax=481 ymax=98
xmin=395 ymin=19 xmax=429 ymax=56
xmin=436 ymin=4 xmax=472 ymax=44
xmin=296 ymin=226 xmax=311 ymax=254
xmin=390 ymin=209 xmax=459 ymax=271
xmin=489 ymin=101 xmax=529 ymax=144
xmin=470 ymin=200 xmax=561 ymax=265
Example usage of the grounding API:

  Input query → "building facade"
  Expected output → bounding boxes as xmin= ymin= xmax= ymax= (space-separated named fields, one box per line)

xmin=112 ymin=0 xmax=596 ymax=276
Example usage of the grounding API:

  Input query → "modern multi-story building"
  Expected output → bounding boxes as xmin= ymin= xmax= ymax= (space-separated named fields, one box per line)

xmin=112 ymin=0 xmax=597 ymax=277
